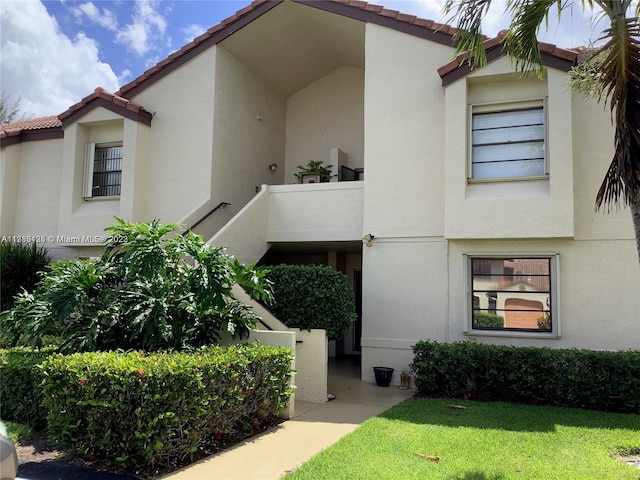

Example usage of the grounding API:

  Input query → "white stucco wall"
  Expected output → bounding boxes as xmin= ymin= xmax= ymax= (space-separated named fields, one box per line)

xmin=284 ymin=66 xmax=364 ymax=183
xmin=208 ymin=46 xmax=287 ymax=240
xmin=231 ymin=285 xmax=328 ymax=406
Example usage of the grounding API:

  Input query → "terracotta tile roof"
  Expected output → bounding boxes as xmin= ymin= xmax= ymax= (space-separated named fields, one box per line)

xmin=1 ymin=88 xmax=152 ymax=146
xmin=327 ymin=0 xmax=459 ymax=35
xmin=3 ymin=0 xmax=580 ymax=145
xmin=0 ymin=115 xmax=63 ymax=146
xmin=58 ymin=87 xmax=152 ymax=127
xmin=116 ymin=0 xmax=465 ymax=98
xmin=0 ymin=115 xmax=61 ymax=132
xmin=438 ymin=31 xmax=579 ymax=86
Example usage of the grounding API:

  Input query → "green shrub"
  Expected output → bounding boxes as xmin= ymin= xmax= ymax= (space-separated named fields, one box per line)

xmin=472 ymin=312 xmax=504 ymax=328
xmin=0 ymin=347 xmax=58 ymax=429
xmin=0 ymin=218 xmax=273 ymax=353
xmin=266 ymin=264 xmax=356 ymax=340
xmin=42 ymin=344 xmax=292 ymax=473
xmin=411 ymin=340 xmax=640 ymax=413
xmin=0 ymin=241 xmax=50 ymax=311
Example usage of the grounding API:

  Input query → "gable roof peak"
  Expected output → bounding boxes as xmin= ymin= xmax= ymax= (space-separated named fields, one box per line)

xmin=58 ymin=87 xmax=152 ymax=127
xmin=438 ymin=33 xmax=579 ymax=86
xmin=116 ymin=0 xmax=466 ymax=99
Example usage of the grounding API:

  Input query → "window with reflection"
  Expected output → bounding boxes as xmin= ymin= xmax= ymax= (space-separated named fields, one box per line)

xmin=469 ymin=257 xmax=554 ymax=332
xmin=471 ymin=102 xmax=546 ymax=180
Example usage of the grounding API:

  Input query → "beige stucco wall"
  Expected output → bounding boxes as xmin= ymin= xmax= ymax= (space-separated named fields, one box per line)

xmin=446 ymin=239 xmax=640 ymax=349
xmin=358 ymin=23 xmax=639 ymax=384
xmin=363 ymin=24 xmax=450 ymax=239
xmin=284 ymin=66 xmax=364 ymax=183
xmin=444 ymin=60 xmax=575 ymax=239
xmin=267 ymin=182 xmax=363 ymax=242
xmin=206 ymin=46 xmax=287 ymax=239
xmin=130 ymin=47 xmax=217 ymax=224
xmin=57 ymin=109 xmax=153 ymax=246
xmin=359 ymin=24 xmax=452 ymax=384
xmin=3 ymin=6 xmax=639 ymax=392
xmin=1 ymin=139 xmax=64 ymax=256
xmin=211 ymin=187 xmax=270 ymax=264
xmin=360 ymin=239 xmax=448 ymax=384
xmin=0 ymin=144 xmax=22 ymax=236
xmin=572 ymin=92 xmax=635 ymax=240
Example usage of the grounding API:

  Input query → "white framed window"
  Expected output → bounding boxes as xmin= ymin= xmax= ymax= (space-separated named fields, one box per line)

xmin=83 ymin=142 xmax=123 ymax=198
xmin=470 ymin=100 xmax=547 ymax=180
xmin=465 ymin=254 xmax=559 ymax=337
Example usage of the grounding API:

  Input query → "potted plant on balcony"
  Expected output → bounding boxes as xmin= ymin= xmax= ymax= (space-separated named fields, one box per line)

xmin=294 ymin=160 xmax=336 ymax=184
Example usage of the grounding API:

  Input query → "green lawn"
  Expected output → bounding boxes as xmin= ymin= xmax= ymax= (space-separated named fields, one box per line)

xmin=285 ymin=399 xmax=640 ymax=480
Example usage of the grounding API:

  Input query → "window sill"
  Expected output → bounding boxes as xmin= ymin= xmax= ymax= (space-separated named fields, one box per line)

xmin=467 ymin=175 xmax=549 ymax=184
xmin=83 ymin=196 xmax=121 ymax=201
xmin=465 ymin=330 xmax=560 ymax=339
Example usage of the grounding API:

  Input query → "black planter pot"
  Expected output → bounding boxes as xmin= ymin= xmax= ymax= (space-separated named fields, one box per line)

xmin=373 ymin=366 xmax=394 ymax=387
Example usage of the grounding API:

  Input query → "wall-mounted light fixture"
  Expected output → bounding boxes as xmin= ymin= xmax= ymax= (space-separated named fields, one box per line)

xmin=269 ymin=163 xmax=278 ymax=172
xmin=362 ymin=233 xmax=375 ymax=247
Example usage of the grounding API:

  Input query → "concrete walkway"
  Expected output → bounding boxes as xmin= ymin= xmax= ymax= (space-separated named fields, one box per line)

xmin=160 ymin=358 xmax=414 ymax=480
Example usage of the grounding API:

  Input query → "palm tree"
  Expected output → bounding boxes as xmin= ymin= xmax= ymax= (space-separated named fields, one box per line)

xmin=443 ymin=0 xmax=640 ymax=265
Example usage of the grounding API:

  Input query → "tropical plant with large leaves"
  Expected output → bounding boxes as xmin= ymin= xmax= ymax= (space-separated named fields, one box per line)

xmin=444 ymin=0 xmax=640 ymax=264
xmin=0 ymin=218 xmax=273 ymax=352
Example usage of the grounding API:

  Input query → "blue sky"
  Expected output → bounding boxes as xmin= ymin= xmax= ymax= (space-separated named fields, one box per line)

xmin=1 ymin=0 xmax=602 ymax=119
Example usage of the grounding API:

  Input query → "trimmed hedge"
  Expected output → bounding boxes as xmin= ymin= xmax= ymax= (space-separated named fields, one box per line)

xmin=41 ymin=344 xmax=293 ymax=472
xmin=0 ymin=347 xmax=56 ymax=429
xmin=411 ymin=340 xmax=640 ymax=413
xmin=266 ymin=264 xmax=356 ymax=340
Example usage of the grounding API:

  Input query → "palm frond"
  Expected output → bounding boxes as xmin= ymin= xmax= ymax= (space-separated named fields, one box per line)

xmin=594 ymin=15 xmax=640 ymax=209
xmin=444 ymin=0 xmax=493 ymax=67
xmin=502 ymin=0 xmax=559 ymax=75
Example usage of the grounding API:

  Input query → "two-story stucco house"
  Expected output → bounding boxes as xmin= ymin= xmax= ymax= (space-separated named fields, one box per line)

xmin=2 ymin=0 xmax=639 ymax=387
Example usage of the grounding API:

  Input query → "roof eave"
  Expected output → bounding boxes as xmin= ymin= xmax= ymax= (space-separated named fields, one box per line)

xmin=439 ymin=40 xmax=578 ymax=87
xmin=295 ymin=0 xmax=458 ymax=47
xmin=0 ymin=127 xmax=64 ymax=147
xmin=59 ymin=96 xmax=153 ymax=129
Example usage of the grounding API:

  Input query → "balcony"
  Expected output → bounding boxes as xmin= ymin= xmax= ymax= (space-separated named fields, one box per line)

xmin=267 ymin=181 xmax=364 ymax=243
xmin=210 ymin=181 xmax=363 ymax=264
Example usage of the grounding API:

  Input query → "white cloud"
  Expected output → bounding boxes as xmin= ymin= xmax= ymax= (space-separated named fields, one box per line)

xmin=0 ymin=0 xmax=119 ymax=118
xmin=181 ymin=23 xmax=206 ymax=42
xmin=72 ymin=2 xmax=118 ymax=31
xmin=118 ymin=69 xmax=133 ymax=85
xmin=116 ymin=0 xmax=167 ymax=56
